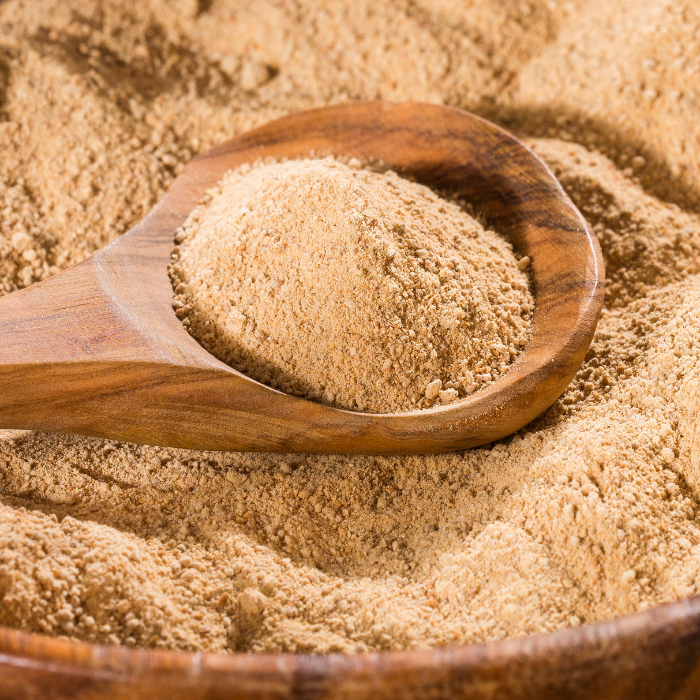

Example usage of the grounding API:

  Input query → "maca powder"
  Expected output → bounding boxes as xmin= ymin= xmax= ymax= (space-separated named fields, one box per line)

xmin=169 ymin=157 xmax=533 ymax=413
xmin=0 ymin=0 xmax=699 ymax=655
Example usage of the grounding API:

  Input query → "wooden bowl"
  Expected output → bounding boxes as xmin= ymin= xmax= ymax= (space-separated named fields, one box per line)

xmin=2 ymin=595 xmax=700 ymax=698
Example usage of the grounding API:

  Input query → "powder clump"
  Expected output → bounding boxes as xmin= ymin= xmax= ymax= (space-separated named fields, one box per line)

xmin=169 ymin=158 xmax=533 ymax=412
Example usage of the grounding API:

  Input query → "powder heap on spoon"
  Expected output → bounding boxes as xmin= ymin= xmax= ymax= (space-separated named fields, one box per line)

xmin=169 ymin=157 xmax=533 ymax=413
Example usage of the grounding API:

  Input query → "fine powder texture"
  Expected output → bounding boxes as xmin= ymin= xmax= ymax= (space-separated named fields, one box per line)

xmin=0 ymin=0 xmax=700 ymax=656
xmin=169 ymin=158 xmax=533 ymax=412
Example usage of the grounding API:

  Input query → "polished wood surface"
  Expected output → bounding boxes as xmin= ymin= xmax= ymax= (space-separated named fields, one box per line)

xmin=0 ymin=101 xmax=604 ymax=452
xmin=2 ymin=596 xmax=700 ymax=699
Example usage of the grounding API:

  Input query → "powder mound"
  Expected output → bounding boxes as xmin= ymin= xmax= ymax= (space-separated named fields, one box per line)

xmin=169 ymin=158 xmax=533 ymax=413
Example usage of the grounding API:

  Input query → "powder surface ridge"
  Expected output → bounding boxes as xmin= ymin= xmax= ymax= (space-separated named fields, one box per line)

xmin=169 ymin=157 xmax=533 ymax=413
xmin=0 ymin=0 xmax=699 ymax=657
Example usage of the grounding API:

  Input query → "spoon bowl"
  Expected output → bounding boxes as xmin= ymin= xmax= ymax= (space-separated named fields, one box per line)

xmin=0 ymin=101 xmax=604 ymax=454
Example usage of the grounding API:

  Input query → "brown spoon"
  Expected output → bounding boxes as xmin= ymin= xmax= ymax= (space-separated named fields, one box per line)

xmin=0 ymin=101 xmax=604 ymax=454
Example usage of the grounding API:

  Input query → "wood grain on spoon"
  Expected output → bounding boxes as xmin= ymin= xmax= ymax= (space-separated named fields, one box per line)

xmin=0 ymin=101 xmax=604 ymax=454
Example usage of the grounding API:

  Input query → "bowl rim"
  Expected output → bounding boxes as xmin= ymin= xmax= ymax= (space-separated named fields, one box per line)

xmin=2 ymin=595 xmax=700 ymax=695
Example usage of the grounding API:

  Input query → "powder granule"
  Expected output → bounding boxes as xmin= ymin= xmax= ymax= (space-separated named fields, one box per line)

xmin=169 ymin=158 xmax=533 ymax=413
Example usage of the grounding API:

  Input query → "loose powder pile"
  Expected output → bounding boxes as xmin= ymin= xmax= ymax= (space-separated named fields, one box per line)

xmin=169 ymin=158 xmax=533 ymax=412
xmin=1 ymin=0 xmax=700 ymax=655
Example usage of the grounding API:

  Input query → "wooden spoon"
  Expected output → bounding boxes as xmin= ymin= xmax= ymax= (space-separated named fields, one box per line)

xmin=0 ymin=102 xmax=604 ymax=454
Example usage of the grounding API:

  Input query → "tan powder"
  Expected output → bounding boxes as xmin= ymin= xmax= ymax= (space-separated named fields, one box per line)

xmin=0 ymin=0 xmax=699 ymax=656
xmin=169 ymin=157 xmax=532 ymax=412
